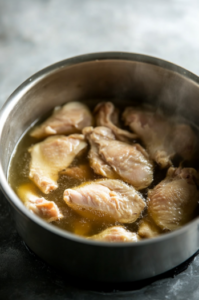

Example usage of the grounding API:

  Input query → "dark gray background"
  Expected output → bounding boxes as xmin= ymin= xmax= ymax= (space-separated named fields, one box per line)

xmin=1 ymin=0 xmax=199 ymax=299
xmin=1 ymin=0 xmax=199 ymax=108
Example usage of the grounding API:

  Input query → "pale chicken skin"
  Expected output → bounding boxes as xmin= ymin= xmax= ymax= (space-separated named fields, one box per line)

xmin=83 ymin=126 xmax=153 ymax=190
xmin=148 ymin=167 xmax=199 ymax=231
xmin=30 ymin=102 xmax=93 ymax=139
xmin=88 ymin=226 xmax=140 ymax=242
xmin=138 ymin=216 xmax=162 ymax=239
xmin=123 ymin=107 xmax=197 ymax=168
xmin=29 ymin=134 xmax=87 ymax=194
xmin=63 ymin=179 xmax=146 ymax=223
xmin=83 ymin=126 xmax=119 ymax=179
xmin=17 ymin=183 xmax=63 ymax=222
xmin=94 ymin=102 xmax=137 ymax=142
xmin=99 ymin=140 xmax=153 ymax=190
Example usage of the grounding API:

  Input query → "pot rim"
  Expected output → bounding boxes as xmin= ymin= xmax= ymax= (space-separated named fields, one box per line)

xmin=0 ymin=51 xmax=199 ymax=247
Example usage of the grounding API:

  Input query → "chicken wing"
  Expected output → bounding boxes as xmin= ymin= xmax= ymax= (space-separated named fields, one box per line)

xmin=123 ymin=107 xmax=197 ymax=168
xmin=88 ymin=226 xmax=140 ymax=242
xmin=17 ymin=183 xmax=63 ymax=222
xmin=30 ymin=102 xmax=93 ymax=138
xmin=148 ymin=167 xmax=199 ymax=230
xmin=138 ymin=216 xmax=162 ymax=238
xmin=83 ymin=126 xmax=153 ymax=189
xmin=83 ymin=126 xmax=119 ymax=179
xmin=29 ymin=134 xmax=87 ymax=194
xmin=94 ymin=102 xmax=137 ymax=142
xmin=63 ymin=179 xmax=146 ymax=223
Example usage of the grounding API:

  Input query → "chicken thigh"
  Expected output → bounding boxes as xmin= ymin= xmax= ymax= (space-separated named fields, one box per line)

xmin=63 ymin=179 xmax=146 ymax=223
xmin=94 ymin=102 xmax=137 ymax=142
xmin=17 ymin=183 xmax=63 ymax=222
xmin=148 ymin=167 xmax=199 ymax=230
xmin=123 ymin=108 xmax=197 ymax=168
xmin=83 ymin=126 xmax=153 ymax=189
xmin=29 ymin=134 xmax=87 ymax=194
xmin=88 ymin=226 xmax=140 ymax=242
xmin=30 ymin=102 xmax=93 ymax=138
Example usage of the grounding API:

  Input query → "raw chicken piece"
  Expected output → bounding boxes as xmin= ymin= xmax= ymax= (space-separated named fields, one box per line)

xmin=138 ymin=216 xmax=162 ymax=238
xmin=17 ymin=183 xmax=63 ymax=222
xmin=83 ymin=126 xmax=153 ymax=189
xmin=88 ymin=226 xmax=140 ymax=242
xmin=30 ymin=102 xmax=93 ymax=138
xmin=29 ymin=134 xmax=87 ymax=194
xmin=63 ymin=179 xmax=146 ymax=223
xmin=148 ymin=167 xmax=199 ymax=230
xmin=94 ymin=102 xmax=137 ymax=142
xmin=60 ymin=164 xmax=94 ymax=181
xmin=123 ymin=108 xmax=197 ymax=168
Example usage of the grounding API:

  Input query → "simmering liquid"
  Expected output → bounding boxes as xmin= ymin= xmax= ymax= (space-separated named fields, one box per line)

xmin=9 ymin=127 xmax=144 ymax=237
xmin=8 ymin=105 xmax=198 ymax=239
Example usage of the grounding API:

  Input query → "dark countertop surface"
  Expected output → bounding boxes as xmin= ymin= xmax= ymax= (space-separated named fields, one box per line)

xmin=1 ymin=0 xmax=199 ymax=299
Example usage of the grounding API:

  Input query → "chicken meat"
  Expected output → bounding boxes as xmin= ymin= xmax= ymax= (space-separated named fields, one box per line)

xmin=63 ymin=179 xmax=146 ymax=223
xmin=138 ymin=216 xmax=162 ymax=238
xmin=148 ymin=167 xmax=199 ymax=230
xmin=29 ymin=134 xmax=87 ymax=194
xmin=94 ymin=102 xmax=137 ymax=142
xmin=88 ymin=226 xmax=140 ymax=242
xmin=83 ymin=126 xmax=119 ymax=179
xmin=30 ymin=102 xmax=93 ymax=138
xmin=83 ymin=126 xmax=153 ymax=190
xmin=123 ymin=107 xmax=197 ymax=168
xmin=17 ymin=183 xmax=63 ymax=222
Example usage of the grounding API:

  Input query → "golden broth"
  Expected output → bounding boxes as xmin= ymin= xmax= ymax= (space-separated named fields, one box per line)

xmin=8 ymin=128 xmax=142 ymax=237
xmin=9 ymin=105 xmax=198 ymax=239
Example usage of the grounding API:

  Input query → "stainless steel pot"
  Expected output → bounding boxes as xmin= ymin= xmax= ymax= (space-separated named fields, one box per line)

xmin=1 ymin=52 xmax=199 ymax=282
